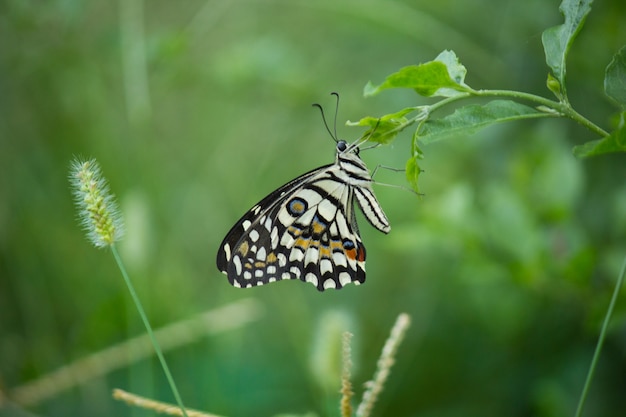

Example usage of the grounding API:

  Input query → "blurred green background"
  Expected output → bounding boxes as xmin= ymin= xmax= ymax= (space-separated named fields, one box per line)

xmin=2 ymin=0 xmax=626 ymax=416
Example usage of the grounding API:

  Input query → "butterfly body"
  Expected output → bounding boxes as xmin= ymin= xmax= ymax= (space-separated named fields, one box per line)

xmin=216 ymin=140 xmax=389 ymax=291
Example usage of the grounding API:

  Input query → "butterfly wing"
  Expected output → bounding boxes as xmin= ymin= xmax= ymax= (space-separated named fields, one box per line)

xmin=216 ymin=164 xmax=327 ymax=276
xmin=216 ymin=165 xmax=367 ymax=291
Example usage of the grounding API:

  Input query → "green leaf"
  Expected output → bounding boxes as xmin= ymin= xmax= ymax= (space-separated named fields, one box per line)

xmin=541 ymin=0 xmax=593 ymax=90
xmin=347 ymin=107 xmax=417 ymax=144
xmin=405 ymin=149 xmax=423 ymax=194
xmin=605 ymin=45 xmax=626 ymax=107
xmin=364 ymin=50 xmax=472 ymax=98
xmin=417 ymin=100 xmax=554 ymax=144
xmin=573 ymin=111 xmax=626 ymax=157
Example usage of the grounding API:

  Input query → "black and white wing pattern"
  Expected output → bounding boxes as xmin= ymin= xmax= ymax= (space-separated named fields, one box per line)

xmin=216 ymin=140 xmax=390 ymax=291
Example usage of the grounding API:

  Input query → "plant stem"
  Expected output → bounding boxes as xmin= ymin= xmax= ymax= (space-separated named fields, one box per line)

xmin=574 ymin=255 xmax=626 ymax=417
xmin=111 ymin=245 xmax=189 ymax=417
xmin=473 ymin=89 xmax=610 ymax=138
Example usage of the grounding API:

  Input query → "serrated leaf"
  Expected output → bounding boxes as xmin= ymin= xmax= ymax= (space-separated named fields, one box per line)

xmin=541 ymin=0 xmax=593 ymax=88
xmin=605 ymin=45 xmax=626 ymax=107
xmin=573 ymin=111 xmax=626 ymax=157
xmin=347 ymin=107 xmax=416 ymax=144
xmin=417 ymin=100 xmax=554 ymax=144
xmin=364 ymin=50 xmax=472 ymax=98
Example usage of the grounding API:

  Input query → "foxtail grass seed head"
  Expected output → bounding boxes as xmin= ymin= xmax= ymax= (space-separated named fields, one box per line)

xmin=70 ymin=158 xmax=124 ymax=248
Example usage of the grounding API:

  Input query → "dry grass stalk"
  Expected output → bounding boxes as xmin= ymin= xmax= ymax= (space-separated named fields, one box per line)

xmin=113 ymin=389 xmax=223 ymax=417
xmin=356 ymin=313 xmax=411 ymax=417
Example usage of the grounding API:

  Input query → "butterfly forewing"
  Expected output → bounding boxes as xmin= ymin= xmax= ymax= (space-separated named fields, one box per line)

xmin=216 ymin=140 xmax=388 ymax=291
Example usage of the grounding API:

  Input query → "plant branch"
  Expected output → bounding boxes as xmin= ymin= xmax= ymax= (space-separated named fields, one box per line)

xmin=472 ymin=89 xmax=610 ymax=137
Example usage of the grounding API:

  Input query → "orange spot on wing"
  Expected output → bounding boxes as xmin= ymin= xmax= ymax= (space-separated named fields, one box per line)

xmin=345 ymin=248 xmax=357 ymax=260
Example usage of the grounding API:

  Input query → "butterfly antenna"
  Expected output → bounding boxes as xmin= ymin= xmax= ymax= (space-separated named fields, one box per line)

xmin=331 ymin=91 xmax=340 ymax=141
xmin=312 ymin=101 xmax=338 ymax=142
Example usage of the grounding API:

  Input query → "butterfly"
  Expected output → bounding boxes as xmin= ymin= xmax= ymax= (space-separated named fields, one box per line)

xmin=216 ymin=104 xmax=390 ymax=291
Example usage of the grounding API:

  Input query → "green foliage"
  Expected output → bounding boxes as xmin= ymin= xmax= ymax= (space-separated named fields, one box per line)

xmin=417 ymin=100 xmax=554 ymax=145
xmin=355 ymin=0 xmax=625 ymax=189
xmin=347 ymin=107 xmax=418 ymax=144
xmin=364 ymin=50 xmax=471 ymax=98
xmin=541 ymin=0 xmax=593 ymax=100
xmin=605 ymin=46 xmax=626 ymax=106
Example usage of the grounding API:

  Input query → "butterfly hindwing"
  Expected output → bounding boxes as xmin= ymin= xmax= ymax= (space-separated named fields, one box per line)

xmin=272 ymin=176 xmax=367 ymax=290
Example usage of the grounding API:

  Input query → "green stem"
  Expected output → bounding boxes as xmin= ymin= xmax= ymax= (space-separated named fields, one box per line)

xmin=388 ymin=88 xmax=608 ymax=142
xmin=473 ymin=89 xmax=610 ymax=138
xmin=111 ymin=245 xmax=189 ymax=417
xmin=574 ymin=255 xmax=626 ymax=417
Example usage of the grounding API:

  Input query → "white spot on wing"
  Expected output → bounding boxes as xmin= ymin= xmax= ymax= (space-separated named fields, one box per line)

xmin=223 ymin=243 xmax=231 ymax=261
xmin=297 ymin=209 xmax=315 ymax=226
xmin=270 ymin=227 xmax=279 ymax=249
xmin=336 ymin=211 xmax=351 ymax=238
xmin=280 ymin=232 xmax=295 ymax=248
xmin=297 ymin=188 xmax=323 ymax=207
xmin=323 ymin=279 xmax=336 ymax=289
xmin=249 ymin=229 xmax=260 ymax=242
xmin=333 ymin=252 xmax=347 ymax=267
xmin=317 ymin=199 xmax=338 ymax=221
xmin=278 ymin=209 xmax=293 ymax=227
xmin=290 ymin=266 xmax=301 ymax=278
xmin=339 ymin=272 xmax=352 ymax=286
xmin=233 ymin=255 xmax=242 ymax=275
xmin=320 ymin=259 xmax=333 ymax=275
xmin=242 ymin=220 xmax=252 ymax=231
xmin=256 ymin=246 xmax=267 ymax=261
xmin=305 ymin=272 xmax=318 ymax=287
xmin=290 ymin=248 xmax=305 ymax=262
xmin=305 ymin=247 xmax=319 ymax=265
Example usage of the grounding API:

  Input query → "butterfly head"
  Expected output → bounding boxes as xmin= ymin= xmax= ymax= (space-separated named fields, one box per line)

xmin=336 ymin=139 xmax=360 ymax=157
